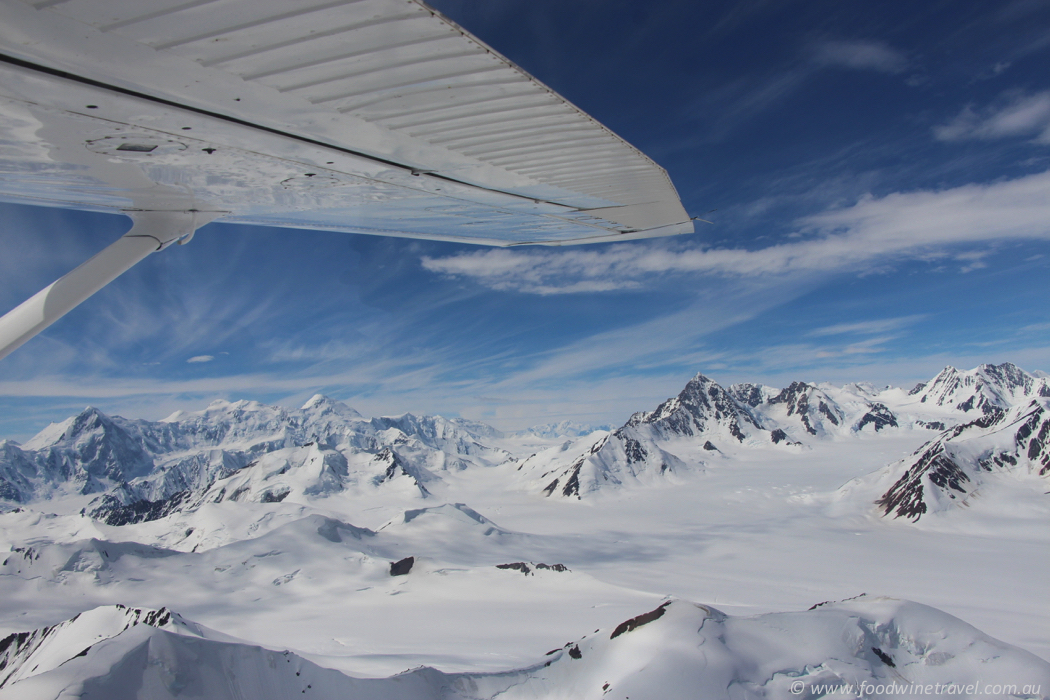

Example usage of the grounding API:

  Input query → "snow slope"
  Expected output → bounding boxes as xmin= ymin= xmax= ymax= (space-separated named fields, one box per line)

xmin=3 ymin=599 xmax=1047 ymax=700
xmin=1 ymin=363 xmax=1048 ymax=695
xmin=531 ymin=363 xmax=1050 ymax=506
xmin=840 ymin=398 xmax=1050 ymax=520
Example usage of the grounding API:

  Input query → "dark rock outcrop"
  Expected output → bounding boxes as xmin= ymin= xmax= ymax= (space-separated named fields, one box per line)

xmin=853 ymin=403 xmax=899 ymax=432
xmin=390 ymin=557 xmax=414 ymax=576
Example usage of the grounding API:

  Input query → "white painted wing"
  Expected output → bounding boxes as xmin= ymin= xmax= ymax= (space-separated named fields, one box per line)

xmin=0 ymin=0 xmax=693 ymax=245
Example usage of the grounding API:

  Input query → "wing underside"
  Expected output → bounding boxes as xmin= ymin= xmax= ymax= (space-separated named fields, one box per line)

xmin=0 ymin=0 xmax=693 ymax=245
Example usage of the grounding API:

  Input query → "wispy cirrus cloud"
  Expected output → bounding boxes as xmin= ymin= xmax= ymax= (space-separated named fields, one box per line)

xmin=807 ymin=315 xmax=928 ymax=338
xmin=934 ymin=90 xmax=1050 ymax=143
xmin=423 ymin=169 xmax=1050 ymax=294
xmin=811 ymin=40 xmax=909 ymax=74
xmin=686 ymin=38 xmax=912 ymax=139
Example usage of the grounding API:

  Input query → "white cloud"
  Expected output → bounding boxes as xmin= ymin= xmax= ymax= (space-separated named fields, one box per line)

xmin=186 ymin=355 xmax=214 ymax=363
xmin=935 ymin=90 xmax=1050 ymax=143
xmin=807 ymin=315 xmax=928 ymax=337
xmin=423 ymin=169 xmax=1050 ymax=293
xmin=812 ymin=40 xmax=909 ymax=74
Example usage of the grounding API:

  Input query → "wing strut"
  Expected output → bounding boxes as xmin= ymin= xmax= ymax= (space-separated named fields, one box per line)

xmin=0 ymin=210 xmax=219 ymax=361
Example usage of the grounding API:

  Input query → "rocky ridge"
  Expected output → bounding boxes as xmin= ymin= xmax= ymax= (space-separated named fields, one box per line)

xmin=874 ymin=399 xmax=1050 ymax=519
xmin=2 ymin=363 xmax=1047 ymax=519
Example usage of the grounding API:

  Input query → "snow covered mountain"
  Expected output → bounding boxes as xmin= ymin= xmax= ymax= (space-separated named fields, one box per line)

xmin=528 ymin=374 xmax=904 ymax=499
xmin=3 ymin=363 xmax=1047 ymax=518
xmin=907 ymin=362 xmax=1049 ymax=415
xmin=2 ymin=363 xmax=1050 ymax=696
xmin=0 ymin=395 xmax=511 ymax=523
xmin=3 ymin=598 xmax=1046 ymax=699
xmin=855 ymin=399 xmax=1050 ymax=520
xmin=531 ymin=363 xmax=1050 ymax=502
xmin=0 ymin=604 xmax=459 ymax=700
xmin=0 ymin=604 xmax=216 ymax=690
xmin=531 ymin=374 xmax=767 ymax=498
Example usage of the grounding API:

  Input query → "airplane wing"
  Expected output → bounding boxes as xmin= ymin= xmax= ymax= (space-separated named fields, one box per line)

xmin=0 ymin=0 xmax=694 ymax=358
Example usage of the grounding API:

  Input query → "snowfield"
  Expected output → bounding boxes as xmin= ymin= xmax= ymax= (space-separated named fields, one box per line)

xmin=2 ymin=599 xmax=1048 ymax=700
xmin=0 ymin=363 xmax=1048 ymax=698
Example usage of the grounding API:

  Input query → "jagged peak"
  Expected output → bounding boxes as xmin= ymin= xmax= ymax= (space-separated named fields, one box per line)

xmin=979 ymin=361 xmax=1023 ymax=373
xmin=933 ymin=365 xmax=960 ymax=379
xmin=975 ymin=362 xmax=1033 ymax=387
xmin=675 ymin=373 xmax=737 ymax=406
xmin=22 ymin=407 xmax=120 ymax=451
xmin=768 ymin=381 xmax=817 ymax=405
xmin=911 ymin=362 xmax=1039 ymax=411
xmin=682 ymin=372 xmax=718 ymax=390
xmin=59 ymin=406 xmax=111 ymax=430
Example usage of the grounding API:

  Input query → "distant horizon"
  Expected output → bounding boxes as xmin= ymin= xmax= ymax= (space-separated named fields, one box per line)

xmin=4 ymin=358 xmax=1043 ymax=444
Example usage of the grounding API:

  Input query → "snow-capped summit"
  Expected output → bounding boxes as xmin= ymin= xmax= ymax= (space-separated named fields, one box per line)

xmin=907 ymin=362 xmax=1048 ymax=415
xmin=7 ymin=407 xmax=155 ymax=501
xmin=0 ymin=604 xmax=209 ymax=690
xmin=531 ymin=374 xmax=770 ymax=499
xmin=625 ymin=373 xmax=764 ymax=442
xmin=0 ymin=605 xmax=455 ymax=699
xmin=528 ymin=363 xmax=1050 ymax=500
xmin=765 ymin=381 xmax=847 ymax=437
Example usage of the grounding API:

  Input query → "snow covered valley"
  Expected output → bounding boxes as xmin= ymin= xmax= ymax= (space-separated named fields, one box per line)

xmin=1 ymin=363 xmax=1048 ymax=698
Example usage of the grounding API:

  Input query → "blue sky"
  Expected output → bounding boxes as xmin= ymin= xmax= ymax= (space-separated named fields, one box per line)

xmin=2 ymin=0 xmax=1050 ymax=439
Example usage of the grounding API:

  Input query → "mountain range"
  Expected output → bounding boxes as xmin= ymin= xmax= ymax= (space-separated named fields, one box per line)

xmin=522 ymin=363 xmax=1050 ymax=519
xmin=2 ymin=363 xmax=1047 ymax=523
xmin=1 ymin=363 xmax=1049 ymax=697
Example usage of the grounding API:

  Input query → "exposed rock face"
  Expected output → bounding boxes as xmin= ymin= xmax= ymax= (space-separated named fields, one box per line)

xmin=542 ymin=436 xmax=611 ymax=499
xmin=87 ymin=491 xmax=193 ymax=526
xmin=3 ymin=600 xmax=1047 ymax=700
xmin=907 ymin=363 xmax=1046 ymax=415
xmin=0 ymin=408 xmax=157 ymax=501
xmin=625 ymin=374 xmax=763 ymax=442
xmin=610 ymin=601 xmax=671 ymax=639
xmin=768 ymin=382 xmax=845 ymax=437
xmin=536 ymin=373 xmax=897 ymax=498
xmin=854 ymin=403 xmax=899 ymax=432
xmin=494 ymin=562 xmax=570 ymax=576
xmin=389 ymin=557 xmax=414 ymax=576
xmin=728 ymin=383 xmax=766 ymax=408
xmin=532 ymin=362 xmax=1050 ymax=502
xmin=875 ymin=401 xmax=1050 ymax=520
xmin=370 ymin=448 xmax=432 ymax=497
xmin=5 ymin=363 xmax=1047 ymax=514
